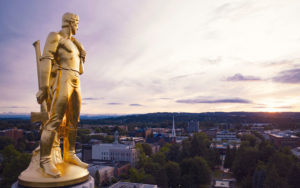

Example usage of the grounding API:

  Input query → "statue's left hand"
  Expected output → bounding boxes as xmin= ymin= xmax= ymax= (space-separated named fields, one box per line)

xmin=36 ymin=87 xmax=48 ymax=104
xmin=80 ymin=50 xmax=86 ymax=63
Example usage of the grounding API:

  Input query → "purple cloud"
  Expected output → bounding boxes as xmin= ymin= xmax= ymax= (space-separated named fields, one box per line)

xmin=272 ymin=68 xmax=300 ymax=83
xmin=176 ymin=98 xmax=251 ymax=104
xmin=107 ymin=103 xmax=122 ymax=105
xmin=82 ymin=97 xmax=103 ymax=101
xmin=0 ymin=106 xmax=27 ymax=109
xmin=226 ymin=73 xmax=261 ymax=81
xmin=130 ymin=104 xmax=143 ymax=106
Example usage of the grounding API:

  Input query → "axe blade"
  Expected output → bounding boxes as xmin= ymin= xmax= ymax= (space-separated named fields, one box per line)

xmin=30 ymin=112 xmax=49 ymax=123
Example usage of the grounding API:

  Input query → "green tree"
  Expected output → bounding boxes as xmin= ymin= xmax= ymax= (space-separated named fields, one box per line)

xmin=180 ymin=139 xmax=192 ymax=159
xmin=206 ymin=147 xmax=221 ymax=168
xmin=224 ymin=146 xmax=236 ymax=169
xmin=129 ymin=168 xmax=145 ymax=183
xmin=288 ymin=163 xmax=300 ymax=188
xmin=180 ymin=156 xmax=211 ymax=187
xmin=268 ymin=152 xmax=294 ymax=179
xmin=232 ymin=146 xmax=259 ymax=182
xmin=166 ymin=143 xmax=180 ymax=162
xmin=258 ymin=141 xmax=275 ymax=163
xmin=165 ymin=161 xmax=180 ymax=188
xmin=142 ymin=174 xmax=156 ymax=185
xmin=95 ymin=170 xmax=100 ymax=187
xmin=152 ymin=152 xmax=166 ymax=166
xmin=0 ymin=136 xmax=14 ymax=150
xmin=141 ymin=143 xmax=152 ymax=156
xmin=190 ymin=133 xmax=210 ymax=157
xmin=1 ymin=145 xmax=31 ymax=188
xmin=242 ymin=134 xmax=257 ymax=147
xmin=264 ymin=164 xmax=289 ymax=188
xmin=252 ymin=161 xmax=266 ymax=188
xmin=160 ymin=143 xmax=171 ymax=154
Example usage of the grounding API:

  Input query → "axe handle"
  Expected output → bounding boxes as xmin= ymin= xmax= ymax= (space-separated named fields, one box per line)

xmin=33 ymin=40 xmax=47 ymax=113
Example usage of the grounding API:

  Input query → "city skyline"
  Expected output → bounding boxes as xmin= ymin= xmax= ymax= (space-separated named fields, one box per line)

xmin=1 ymin=0 xmax=300 ymax=114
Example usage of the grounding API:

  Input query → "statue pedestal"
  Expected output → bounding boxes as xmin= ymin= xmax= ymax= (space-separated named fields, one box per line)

xmin=15 ymin=146 xmax=90 ymax=187
xmin=12 ymin=176 xmax=94 ymax=188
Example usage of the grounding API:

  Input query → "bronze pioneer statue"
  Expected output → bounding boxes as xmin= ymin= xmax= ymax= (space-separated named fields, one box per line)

xmin=37 ymin=12 xmax=88 ymax=177
xmin=17 ymin=12 xmax=90 ymax=187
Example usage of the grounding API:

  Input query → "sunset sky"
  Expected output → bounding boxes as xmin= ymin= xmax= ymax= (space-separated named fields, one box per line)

xmin=1 ymin=0 xmax=300 ymax=115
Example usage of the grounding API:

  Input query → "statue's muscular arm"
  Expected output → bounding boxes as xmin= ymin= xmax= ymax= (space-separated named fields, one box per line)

xmin=37 ymin=32 xmax=60 ymax=104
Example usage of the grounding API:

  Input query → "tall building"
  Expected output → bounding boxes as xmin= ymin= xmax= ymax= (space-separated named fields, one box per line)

xmin=187 ymin=120 xmax=199 ymax=133
xmin=2 ymin=127 xmax=23 ymax=142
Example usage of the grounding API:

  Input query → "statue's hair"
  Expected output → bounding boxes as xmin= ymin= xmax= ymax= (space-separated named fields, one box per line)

xmin=62 ymin=12 xmax=79 ymax=28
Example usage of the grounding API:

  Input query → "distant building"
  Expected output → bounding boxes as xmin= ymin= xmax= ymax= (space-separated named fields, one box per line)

xmin=0 ymin=127 xmax=23 ymax=142
xmin=210 ymin=143 xmax=240 ymax=154
xmin=269 ymin=132 xmax=300 ymax=148
xmin=149 ymin=143 xmax=160 ymax=154
xmin=92 ymin=131 xmax=138 ymax=165
xmin=119 ymin=136 xmax=145 ymax=144
xmin=89 ymin=165 xmax=115 ymax=185
xmin=204 ymin=128 xmax=217 ymax=138
xmin=186 ymin=120 xmax=199 ymax=133
xmin=114 ymin=162 xmax=131 ymax=177
xmin=175 ymin=136 xmax=188 ymax=144
xmin=89 ymin=132 xmax=108 ymax=137
xmin=215 ymin=131 xmax=240 ymax=143
xmin=214 ymin=179 xmax=235 ymax=188
xmin=82 ymin=144 xmax=92 ymax=162
xmin=291 ymin=147 xmax=300 ymax=159
xmin=109 ymin=182 xmax=158 ymax=188
xmin=129 ymin=127 xmax=152 ymax=138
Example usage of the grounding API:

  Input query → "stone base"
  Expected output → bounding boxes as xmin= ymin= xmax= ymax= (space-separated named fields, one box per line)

xmin=12 ymin=176 xmax=94 ymax=188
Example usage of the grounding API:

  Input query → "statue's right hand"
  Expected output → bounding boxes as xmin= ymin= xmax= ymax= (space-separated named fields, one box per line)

xmin=36 ymin=87 xmax=48 ymax=104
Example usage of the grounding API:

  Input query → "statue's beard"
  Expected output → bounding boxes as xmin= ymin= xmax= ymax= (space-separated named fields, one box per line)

xmin=71 ymin=27 xmax=77 ymax=35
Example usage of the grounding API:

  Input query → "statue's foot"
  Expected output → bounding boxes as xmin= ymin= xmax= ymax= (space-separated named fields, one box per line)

xmin=64 ymin=154 xmax=89 ymax=168
xmin=40 ymin=162 xmax=61 ymax=178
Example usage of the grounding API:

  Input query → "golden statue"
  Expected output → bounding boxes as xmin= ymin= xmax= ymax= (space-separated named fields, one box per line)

xmin=18 ymin=12 xmax=90 ymax=187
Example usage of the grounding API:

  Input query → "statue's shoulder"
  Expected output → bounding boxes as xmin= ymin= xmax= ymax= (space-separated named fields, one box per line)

xmin=46 ymin=32 xmax=61 ymax=43
xmin=71 ymin=37 xmax=85 ymax=51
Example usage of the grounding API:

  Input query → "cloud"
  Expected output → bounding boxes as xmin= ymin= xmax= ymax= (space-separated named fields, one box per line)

xmin=160 ymin=97 xmax=172 ymax=100
xmin=82 ymin=97 xmax=103 ymax=101
xmin=226 ymin=73 xmax=261 ymax=81
xmin=253 ymin=105 xmax=292 ymax=109
xmin=170 ymin=72 xmax=204 ymax=80
xmin=176 ymin=97 xmax=251 ymax=104
xmin=0 ymin=106 xmax=27 ymax=109
xmin=107 ymin=102 xmax=122 ymax=105
xmin=129 ymin=104 xmax=143 ymax=107
xmin=201 ymin=57 xmax=222 ymax=65
xmin=263 ymin=59 xmax=300 ymax=67
xmin=272 ymin=68 xmax=300 ymax=83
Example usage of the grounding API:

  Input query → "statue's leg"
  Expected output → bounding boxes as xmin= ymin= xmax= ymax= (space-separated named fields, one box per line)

xmin=40 ymin=70 xmax=68 ymax=177
xmin=63 ymin=81 xmax=88 ymax=168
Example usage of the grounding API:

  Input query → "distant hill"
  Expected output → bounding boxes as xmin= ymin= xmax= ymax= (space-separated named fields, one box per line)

xmin=80 ymin=112 xmax=300 ymax=129
xmin=2 ymin=112 xmax=300 ymax=129
xmin=0 ymin=113 xmax=120 ymax=120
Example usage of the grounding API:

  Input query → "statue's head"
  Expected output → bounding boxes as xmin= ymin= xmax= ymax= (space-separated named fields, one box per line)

xmin=62 ymin=12 xmax=79 ymax=35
